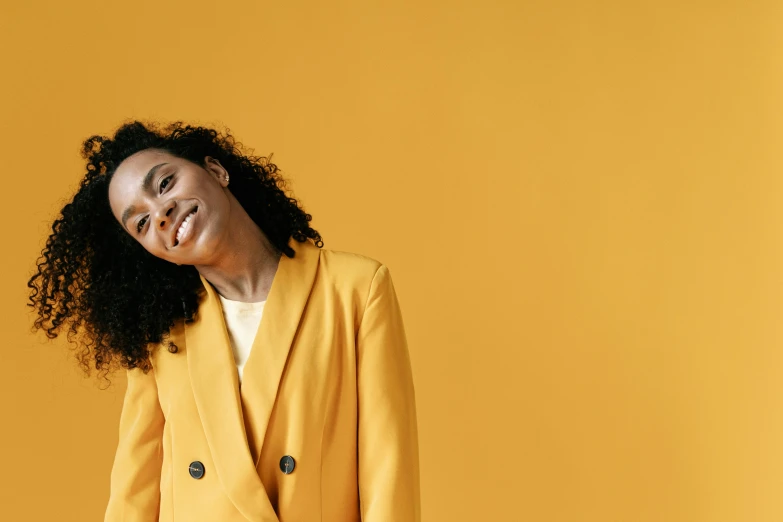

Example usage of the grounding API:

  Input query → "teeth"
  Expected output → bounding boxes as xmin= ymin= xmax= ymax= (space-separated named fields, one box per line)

xmin=176 ymin=210 xmax=197 ymax=242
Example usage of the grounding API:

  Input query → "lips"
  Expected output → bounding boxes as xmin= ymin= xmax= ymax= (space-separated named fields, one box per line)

xmin=172 ymin=206 xmax=198 ymax=247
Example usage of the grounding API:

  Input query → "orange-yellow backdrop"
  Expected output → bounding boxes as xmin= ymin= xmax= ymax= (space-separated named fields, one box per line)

xmin=2 ymin=1 xmax=781 ymax=520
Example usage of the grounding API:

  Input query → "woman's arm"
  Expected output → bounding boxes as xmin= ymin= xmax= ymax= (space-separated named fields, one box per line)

xmin=104 ymin=365 xmax=165 ymax=521
xmin=356 ymin=264 xmax=422 ymax=521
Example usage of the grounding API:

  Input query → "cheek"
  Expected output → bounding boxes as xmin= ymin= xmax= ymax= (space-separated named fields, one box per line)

xmin=138 ymin=233 xmax=170 ymax=258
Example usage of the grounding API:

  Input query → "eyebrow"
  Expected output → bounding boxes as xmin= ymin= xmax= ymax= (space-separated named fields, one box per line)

xmin=120 ymin=162 xmax=169 ymax=231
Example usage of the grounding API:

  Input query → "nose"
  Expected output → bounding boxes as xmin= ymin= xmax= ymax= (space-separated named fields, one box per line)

xmin=155 ymin=200 xmax=176 ymax=230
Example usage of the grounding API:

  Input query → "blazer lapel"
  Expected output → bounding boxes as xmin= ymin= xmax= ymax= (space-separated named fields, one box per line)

xmin=239 ymin=236 xmax=320 ymax=467
xmin=184 ymin=236 xmax=320 ymax=521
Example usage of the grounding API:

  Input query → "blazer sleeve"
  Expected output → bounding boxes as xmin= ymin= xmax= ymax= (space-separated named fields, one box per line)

xmin=104 ymin=364 xmax=165 ymax=522
xmin=356 ymin=264 xmax=422 ymax=521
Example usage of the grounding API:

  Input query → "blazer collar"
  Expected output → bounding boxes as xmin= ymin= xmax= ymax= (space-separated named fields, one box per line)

xmin=181 ymin=235 xmax=321 ymax=521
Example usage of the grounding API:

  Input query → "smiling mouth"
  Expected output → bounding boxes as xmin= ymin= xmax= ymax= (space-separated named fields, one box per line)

xmin=174 ymin=207 xmax=198 ymax=247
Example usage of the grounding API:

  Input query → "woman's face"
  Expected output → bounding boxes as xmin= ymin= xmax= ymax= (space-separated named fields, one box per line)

xmin=108 ymin=148 xmax=232 ymax=266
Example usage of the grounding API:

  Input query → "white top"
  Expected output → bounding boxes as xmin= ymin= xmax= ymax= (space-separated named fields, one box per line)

xmin=217 ymin=293 xmax=266 ymax=384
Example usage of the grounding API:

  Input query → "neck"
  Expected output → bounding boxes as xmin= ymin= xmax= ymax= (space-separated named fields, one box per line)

xmin=194 ymin=198 xmax=283 ymax=303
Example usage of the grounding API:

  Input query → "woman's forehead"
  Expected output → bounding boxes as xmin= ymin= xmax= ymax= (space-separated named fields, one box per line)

xmin=108 ymin=149 xmax=176 ymax=217
xmin=116 ymin=149 xmax=175 ymax=176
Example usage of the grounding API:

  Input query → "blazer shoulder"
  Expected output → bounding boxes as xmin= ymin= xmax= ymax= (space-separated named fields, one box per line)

xmin=319 ymin=246 xmax=384 ymax=281
xmin=316 ymin=247 xmax=389 ymax=317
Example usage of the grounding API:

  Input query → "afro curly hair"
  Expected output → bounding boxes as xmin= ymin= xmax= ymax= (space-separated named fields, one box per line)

xmin=27 ymin=120 xmax=323 ymax=380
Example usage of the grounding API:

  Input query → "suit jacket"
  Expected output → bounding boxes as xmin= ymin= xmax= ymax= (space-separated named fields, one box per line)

xmin=103 ymin=236 xmax=421 ymax=521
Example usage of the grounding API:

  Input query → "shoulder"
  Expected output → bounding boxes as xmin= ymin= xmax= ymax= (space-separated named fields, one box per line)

xmin=317 ymin=245 xmax=383 ymax=280
xmin=312 ymin=245 xmax=388 ymax=300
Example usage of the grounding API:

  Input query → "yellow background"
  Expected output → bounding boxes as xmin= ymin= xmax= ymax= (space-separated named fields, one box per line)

xmin=2 ymin=1 xmax=781 ymax=520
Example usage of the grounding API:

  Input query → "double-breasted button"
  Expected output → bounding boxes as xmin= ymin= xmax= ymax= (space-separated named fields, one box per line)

xmin=279 ymin=455 xmax=296 ymax=474
xmin=188 ymin=461 xmax=205 ymax=479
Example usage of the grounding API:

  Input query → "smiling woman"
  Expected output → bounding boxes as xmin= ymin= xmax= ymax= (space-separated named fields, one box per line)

xmin=26 ymin=120 xmax=421 ymax=521
xmin=109 ymin=148 xmax=257 ymax=263
xmin=28 ymin=120 xmax=321 ymax=374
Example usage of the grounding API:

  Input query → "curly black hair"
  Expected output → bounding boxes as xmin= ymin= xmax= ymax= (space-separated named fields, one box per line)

xmin=27 ymin=120 xmax=323 ymax=380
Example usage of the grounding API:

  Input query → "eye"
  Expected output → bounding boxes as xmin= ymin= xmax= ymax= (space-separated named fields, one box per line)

xmin=136 ymin=216 xmax=147 ymax=233
xmin=159 ymin=174 xmax=173 ymax=194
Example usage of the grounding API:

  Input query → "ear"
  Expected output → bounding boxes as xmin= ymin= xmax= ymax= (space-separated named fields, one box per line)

xmin=204 ymin=156 xmax=229 ymax=187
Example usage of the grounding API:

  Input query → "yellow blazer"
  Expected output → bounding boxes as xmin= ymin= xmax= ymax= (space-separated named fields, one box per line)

xmin=103 ymin=237 xmax=421 ymax=521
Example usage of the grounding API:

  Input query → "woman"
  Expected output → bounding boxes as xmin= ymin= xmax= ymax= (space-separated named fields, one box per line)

xmin=27 ymin=121 xmax=421 ymax=521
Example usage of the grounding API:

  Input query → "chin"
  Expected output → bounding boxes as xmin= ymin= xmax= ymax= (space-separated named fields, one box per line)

xmin=170 ymin=244 xmax=210 ymax=266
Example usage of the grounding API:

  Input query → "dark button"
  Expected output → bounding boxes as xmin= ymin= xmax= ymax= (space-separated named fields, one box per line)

xmin=279 ymin=455 xmax=296 ymax=474
xmin=188 ymin=460 xmax=205 ymax=479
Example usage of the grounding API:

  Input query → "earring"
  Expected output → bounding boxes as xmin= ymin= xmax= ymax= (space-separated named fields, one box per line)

xmin=225 ymin=174 xmax=230 ymax=184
